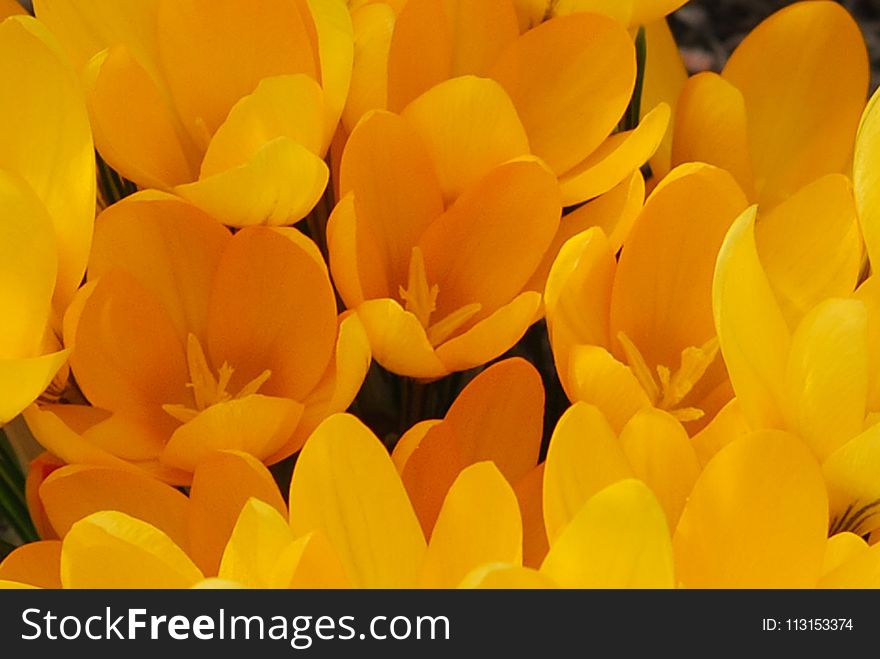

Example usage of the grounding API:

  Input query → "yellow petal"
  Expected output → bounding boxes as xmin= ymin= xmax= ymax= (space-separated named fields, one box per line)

xmin=543 ymin=402 xmax=632 ymax=545
xmin=201 ymin=74 xmax=325 ymax=179
xmin=490 ymin=12 xmax=635 ymax=175
xmin=722 ymin=1 xmax=868 ymax=206
xmin=0 ymin=352 xmax=69 ymax=426
xmin=86 ymin=44 xmax=198 ymax=189
xmin=305 ymin=0 xmax=353 ymax=149
xmin=618 ymin=408 xmax=700 ymax=530
xmin=459 ymin=564 xmax=556 ymax=589
xmin=343 ymin=2 xmax=394 ymax=132
xmin=756 ymin=174 xmax=861 ymax=327
xmin=420 ymin=462 xmax=522 ymax=588
xmin=435 ymin=292 xmax=542 ymax=374
xmin=392 ymin=419 xmax=441 ymax=474
xmin=691 ymin=398 xmax=751 ymax=467
xmin=62 ymin=511 xmax=203 ymax=588
xmin=823 ymin=422 xmax=880 ymax=537
xmin=157 ymin=0 xmax=317 ymax=144
xmin=819 ymin=540 xmax=880 ymax=588
xmin=419 ymin=159 xmax=559 ymax=320
xmin=162 ymin=395 xmax=304 ymax=472
xmin=673 ymin=430 xmax=828 ymax=588
xmin=541 ymin=479 xmax=674 ymax=588
xmin=784 ymin=299 xmax=868 ymax=461
xmin=0 ymin=541 xmax=61 ymax=589
xmin=207 ymin=226 xmax=338 ymax=401
xmin=218 ymin=498 xmax=295 ymax=588
xmin=40 ymin=465 xmax=190 ymax=550
xmin=89 ymin=191 xmax=230 ymax=343
xmin=339 ymin=110 xmax=443 ymax=291
xmin=855 ymin=86 xmax=880 ymax=269
xmin=288 ymin=414 xmax=426 ymax=588
xmin=611 ymin=163 xmax=748 ymax=371
xmin=0 ymin=0 xmax=24 ymax=19
xmin=544 ymin=228 xmax=617 ymax=393
xmin=176 ymin=137 xmax=329 ymax=226
xmin=565 ymin=345 xmax=652 ymax=433
xmin=188 ymin=450 xmax=287 ymax=577
xmin=856 ymin=277 xmax=880 ymax=412
xmin=356 ymin=299 xmax=448 ymax=379
xmin=530 ymin=170 xmax=642 ymax=295
xmin=822 ymin=532 xmax=868 ymax=577
xmin=401 ymin=76 xmax=529 ymax=204
xmin=713 ymin=206 xmax=791 ymax=429
xmin=641 ymin=18 xmax=688 ymax=180
xmin=272 ymin=530 xmax=351 ymax=589
xmin=671 ymin=72 xmax=754 ymax=199
xmin=0 ymin=16 xmax=95 ymax=307
xmin=0 ymin=170 xmax=57 ymax=360
xmin=387 ymin=0 xmax=520 ymax=111
xmin=558 ymin=103 xmax=669 ymax=206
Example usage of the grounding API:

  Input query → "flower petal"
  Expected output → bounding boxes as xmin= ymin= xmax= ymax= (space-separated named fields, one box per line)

xmin=288 ymin=414 xmax=426 ymax=588
xmin=61 ymin=511 xmax=203 ymax=588
xmin=40 ymin=465 xmax=190 ymax=550
xmin=176 ymin=137 xmax=329 ymax=226
xmin=0 ymin=352 xmax=69 ymax=426
xmin=541 ymin=479 xmax=674 ymax=588
xmin=713 ymin=206 xmax=791 ymax=429
xmin=490 ymin=12 xmax=635 ymax=175
xmin=0 ymin=541 xmax=61 ymax=589
xmin=673 ymin=430 xmax=828 ymax=588
xmin=420 ymin=462 xmax=522 ymax=588
xmin=855 ymin=86 xmax=880 ymax=269
xmin=207 ymin=227 xmax=337 ymax=401
xmin=305 ymin=0 xmax=353 ymax=148
xmin=722 ymin=0 xmax=868 ymax=206
xmin=188 ymin=451 xmax=287 ymax=577
xmin=543 ymin=402 xmax=632 ymax=544
xmin=401 ymin=75 xmax=529 ymax=203
xmin=218 ymin=498 xmax=295 ymax=588
xmin=161 ymin=395 xmax=304 ymax=471
xmin=558 ymin=102 xmax=669 ymax=206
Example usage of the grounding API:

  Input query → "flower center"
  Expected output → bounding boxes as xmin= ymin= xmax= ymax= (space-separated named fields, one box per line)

xmin=399 ymin=247 xmax=481 ymax=347
xmin=162 ymin=333 xmax=272 ymax=423
xmin=829 ymin=499 xmax=880 ymax=536
xmin=616 ymin=331 xmax=720 ymax=423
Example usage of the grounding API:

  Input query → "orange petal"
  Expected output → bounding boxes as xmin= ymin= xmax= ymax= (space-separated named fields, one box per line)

xmin=188 ymin=450 xmax=287 ymax=577
xmin=206 ymin=227 xmax=337 ymax=401
xmin=339 ymin=110 xmax=443 ymax=291
xmin=490 ymin=12 xmax=635 ymax=175
xmin=40 ymin=465 xmax=190 ymax=550
xmin=401 ymin=75 xmax=529 ymax=203
xmin=722 ymin=1 xmax=868 ymax=206
xmin=514 ymin=464 xmax=549 ymax=569
xmin=0 ymin=541 xmax=61 ymax=589
xmin=671 ymin=72 xmax=755 ymax=200
xmin=419 ymin=159 xmax=559 ymax=320
xmin=558 ymin=103 xmax=669 ymax=206
xmin=161 ymin=395 xmax=304 ymax=472
xmin=387 ymin=0 xmax=519 ymax=111
xmin=610 ymin=163 xmax=748 ymax=370
xmin=89 ymin=191 xmax=230 ymax=344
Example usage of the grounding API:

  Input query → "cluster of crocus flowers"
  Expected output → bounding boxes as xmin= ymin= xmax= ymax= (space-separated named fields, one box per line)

xmin=4 ymin=0 xmax=880 ymax=590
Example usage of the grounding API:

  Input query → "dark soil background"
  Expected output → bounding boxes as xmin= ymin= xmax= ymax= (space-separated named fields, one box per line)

xmin=670 ymin=0 xmax=880 ymax=90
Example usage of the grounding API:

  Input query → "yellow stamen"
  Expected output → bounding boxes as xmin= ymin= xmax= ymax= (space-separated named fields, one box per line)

xmin=163 ymin=333 xmax=272 ymax=423
xmin=427 ymin=303 xmax=482 ymax=347
xmin=399 ymin=247 xmax=438 ymax=329
xmin=617 ymin=331 xmax=720 ymax=421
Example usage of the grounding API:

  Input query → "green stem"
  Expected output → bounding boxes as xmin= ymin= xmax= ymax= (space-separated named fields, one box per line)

xmin=0 ymin=429 xmax=24 ymax=490
xmin=0 ymin=537 xmax=15 ymax=560
xmin=0 ymin=472 xmax=37 ymax=544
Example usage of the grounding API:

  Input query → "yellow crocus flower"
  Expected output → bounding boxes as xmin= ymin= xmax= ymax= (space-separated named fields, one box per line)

xmin=328 ymin=81 xmax=562 ymax=378
xmin=671 ymin=1 xmax=869 ymax=207
xmin=0 ymin=16 xmax=95 ymax=424
xmin=33 ymin=0 xmax=354 ymax=227
xmin=545 ymin=164 xmax=748 ymax=434
xmin=712 ymin=204 xmax=880 ymax=537
xmin=23 ymin=193 xmax=370 ymax=483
